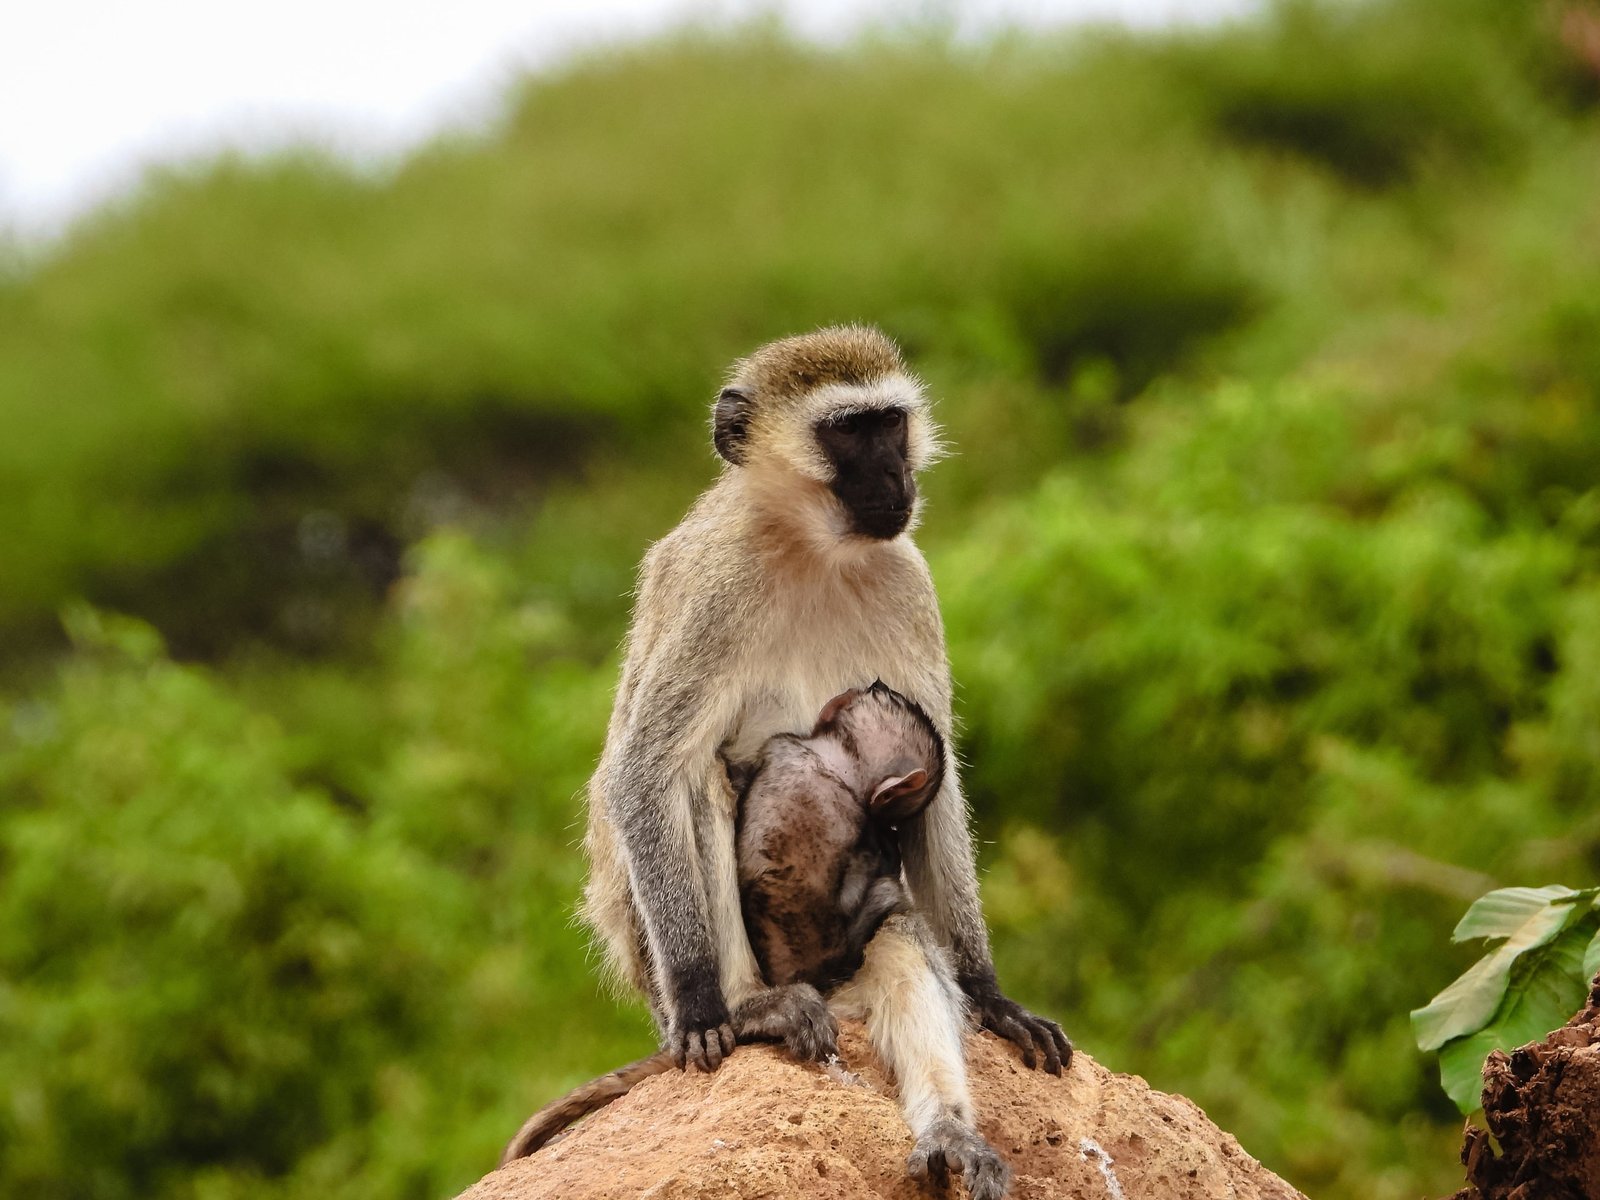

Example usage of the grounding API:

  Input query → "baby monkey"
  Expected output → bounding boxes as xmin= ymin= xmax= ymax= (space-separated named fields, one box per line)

xmin=501 ymin=683 xmax=943 ymax=1164
xmin=733 ymin=680 xmax=943 ymax=994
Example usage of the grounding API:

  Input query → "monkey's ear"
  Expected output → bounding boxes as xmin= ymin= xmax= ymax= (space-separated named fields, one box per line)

xmin=870 ymin=769 xmax=932 ymax=820
xmin=813 ymin=688 xmax=860 ymax=732
xmin=713 ymin=387 xmax=755 ymax=465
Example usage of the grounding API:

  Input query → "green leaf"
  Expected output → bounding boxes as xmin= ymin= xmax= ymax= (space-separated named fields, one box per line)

xmin=1451 ymin=885 xmax=1589 ymax=942
xmin=1439 ymin=1027 xmax=1500 ymax=1116
xmin=1413 ymin=894 xmax=1589 ymax=1052
xmin=1435 ymin=920 xmax=1596 ymax=1112
xmin=1585 ymin=927 xmax=1600 ymax=985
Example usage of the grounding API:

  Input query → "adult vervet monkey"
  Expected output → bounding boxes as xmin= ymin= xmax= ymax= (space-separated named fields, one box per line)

xmin=581 ymin=325 xmax=1069 ymax=1195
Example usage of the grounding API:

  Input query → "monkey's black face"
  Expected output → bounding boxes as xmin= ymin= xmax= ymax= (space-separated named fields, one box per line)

xmin=815 ymin=407 xmax=915 ymax=540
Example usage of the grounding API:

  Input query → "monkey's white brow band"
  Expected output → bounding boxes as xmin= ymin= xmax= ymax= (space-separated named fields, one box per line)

xmin=806 ymin=375 xmax=927 ymax=419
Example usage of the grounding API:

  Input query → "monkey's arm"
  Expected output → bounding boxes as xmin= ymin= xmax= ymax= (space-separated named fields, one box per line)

xmin=736 ymin=873 xmax=787 ymax=986
xmin=611 ymin=798 xmax=731 ymax=1073
xmin=902 ymin=764 xmax=1072 ymax=1074
xmin=836 ymin=829 xmax=908 ymax=965
xmin=608 ymin=665 xmax=741 ymax=1072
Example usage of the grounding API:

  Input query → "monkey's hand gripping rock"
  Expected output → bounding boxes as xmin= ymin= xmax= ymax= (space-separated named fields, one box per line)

xmin=961 ymin=971 xmax=1072 ymax=1076
xmin=667 ymin=974 xmax=737 ymax=1072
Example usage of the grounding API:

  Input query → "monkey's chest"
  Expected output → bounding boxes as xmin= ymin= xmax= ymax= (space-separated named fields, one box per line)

xmin=727 ymin=655 xmax=898 ymax=764
xmin=722 ymin=593 xmax=924 ymax=763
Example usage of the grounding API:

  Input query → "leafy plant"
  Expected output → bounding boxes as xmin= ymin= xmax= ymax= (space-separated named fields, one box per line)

xmin=1412 ymin=885 xmax=1600 ymax=1113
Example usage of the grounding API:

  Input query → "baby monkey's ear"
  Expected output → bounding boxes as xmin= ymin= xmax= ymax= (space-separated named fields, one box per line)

xmin=813 ymin=688 xmax=862 ymax=732
xmin=870 ymin=768 xmax=933 ymax=821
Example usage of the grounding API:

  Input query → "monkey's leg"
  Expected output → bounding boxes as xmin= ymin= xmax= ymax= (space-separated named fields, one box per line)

xmin=831 ymin=914 xmax=1010 ymax=1200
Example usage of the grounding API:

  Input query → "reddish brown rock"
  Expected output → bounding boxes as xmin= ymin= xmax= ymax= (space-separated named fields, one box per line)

xmin=462 ymin=1023 xmax=1305 ymax=1200
xmin=1453 ymin=975 xmax=1600 ymax=1200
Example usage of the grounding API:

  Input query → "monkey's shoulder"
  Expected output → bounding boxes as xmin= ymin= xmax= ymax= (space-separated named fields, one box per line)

xmin=632 ymin=493 xmax=760 ymax=603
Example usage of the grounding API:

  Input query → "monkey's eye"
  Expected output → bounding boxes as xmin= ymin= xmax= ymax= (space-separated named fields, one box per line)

xmin=825 ymin=412 xmax=867 ymax=435
xmin=824 ymin=409 xmax=905 ymax=437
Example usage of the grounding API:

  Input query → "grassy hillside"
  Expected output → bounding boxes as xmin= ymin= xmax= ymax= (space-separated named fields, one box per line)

xmin=4 ymin=1 xmax=1600 ymax=1197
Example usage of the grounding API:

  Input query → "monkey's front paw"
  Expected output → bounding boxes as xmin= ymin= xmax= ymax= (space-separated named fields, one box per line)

xmin=670 ymin=1017 xmax=736 ymax=1072
xmin=907 ymin=1118 xmax=1010 ymax=1200
xmin=669 ymin=978 xmax=736 ymax=1072
xmin=962 ymin=974 xmax=1073 ymax=1076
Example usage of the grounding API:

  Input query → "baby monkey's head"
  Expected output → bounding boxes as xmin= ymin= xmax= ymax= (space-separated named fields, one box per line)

xmin=809 ymin=681 xmax=944 ymax=821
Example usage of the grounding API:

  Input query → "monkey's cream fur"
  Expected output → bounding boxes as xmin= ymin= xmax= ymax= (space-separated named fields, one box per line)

xmin=579 ymin=326 xmax=1013 ymax=1189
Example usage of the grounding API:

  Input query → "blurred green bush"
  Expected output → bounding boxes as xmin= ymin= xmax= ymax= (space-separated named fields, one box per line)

xmin=4 ymin=1 xmax=1600 ymax=1197
xmin=0 ymin=543 xmax=637 ymax=1199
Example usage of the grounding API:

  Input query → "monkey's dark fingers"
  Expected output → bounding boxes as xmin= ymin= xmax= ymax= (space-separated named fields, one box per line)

xmin=1002 ymin=1010 xmax=1066 ymax=1076
xmin=680 ymin=1029 xmax=713 ymax=1072
xmin=1027 ymin=1017 xmax=1063 ymax=1076
xmin=688 ymin=1022 xmax=736 ymax=1072
xmin=681 ymin=1029 xmax=705 ymax=1071
xmin=953 ymin=1141 xmax=1010 ymax=1200
xmin=790 ymin=1002 xmax=839 ymax=1062
xmin=670 ymin=983 xmax=735 ymax=1071
xmin=963 ymin=1150 xmax=1009 ymax=1200
xmin=993 ymin=1011 xmax=1038 ymax=1070
xmin=910 ymin=1119 xmax=1006 ymax=1198
xmin=798 ymin=987 xmax=839 ymax=1061
xmin=907 ymin=1141 xmax=951 ymax=1188
xmin=731 ymin=984 xmax=835 ymax=1061
xmin=1039 ymin=1016 xmax=1073 ymax=1074
xmin=972 ymin=985 xmax=1073 ymax=1075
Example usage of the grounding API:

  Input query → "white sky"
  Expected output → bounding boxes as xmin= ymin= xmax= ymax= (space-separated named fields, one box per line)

xmin=0 ymin=0 xmax=1253 ymax=238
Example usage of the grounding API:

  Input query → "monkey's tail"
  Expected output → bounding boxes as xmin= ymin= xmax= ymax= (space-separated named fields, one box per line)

xmin=499 ymin=1050 xmax=677 ymax=1166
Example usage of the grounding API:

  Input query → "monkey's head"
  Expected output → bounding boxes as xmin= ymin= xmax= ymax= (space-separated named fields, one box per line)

xmin=811 ymin=681 xmax=945 ymax=821
xmin=713 ymin=325 xmax=943 ymax=543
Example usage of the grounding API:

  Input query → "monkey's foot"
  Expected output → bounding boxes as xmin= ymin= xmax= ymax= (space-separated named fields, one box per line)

xmin=908 ymin=1118 xmax=1011 ymax=1200
xmin=733 ymin=983 xmax=839 ymax=1061
xmin=960 ymin=973 xmax=1073 ymax=1076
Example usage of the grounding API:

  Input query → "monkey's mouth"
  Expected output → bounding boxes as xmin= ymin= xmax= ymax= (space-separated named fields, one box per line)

xmin=849 ymin=503 xmax=913 ymax=540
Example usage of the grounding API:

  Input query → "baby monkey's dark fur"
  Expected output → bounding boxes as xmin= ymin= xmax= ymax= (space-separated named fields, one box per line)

xmin=501 ymin=684 xmax=942 ymax=1164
